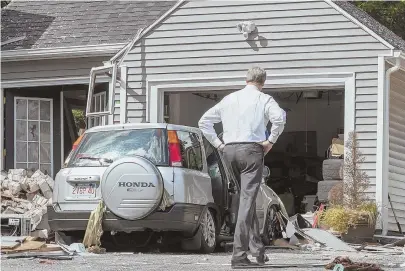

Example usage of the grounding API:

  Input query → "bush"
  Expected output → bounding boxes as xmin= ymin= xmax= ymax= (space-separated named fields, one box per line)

xmin=319 ymin=131 xmax=378 ymax=233
xmin=320 ymin=203 xmax=377 ymax=233
xmin=72 ymin=109 xmax=86 ymax=131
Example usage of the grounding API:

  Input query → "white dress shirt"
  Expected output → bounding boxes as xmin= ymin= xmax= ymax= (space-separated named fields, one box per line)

xmin=198 ymin=85 xmax=286 ymax=148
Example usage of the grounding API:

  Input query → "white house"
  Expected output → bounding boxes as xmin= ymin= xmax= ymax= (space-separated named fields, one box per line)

xmin=2 ymin=0 xmax=405 ymax=236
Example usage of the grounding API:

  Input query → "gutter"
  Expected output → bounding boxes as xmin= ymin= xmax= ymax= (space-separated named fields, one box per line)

xmin=1 ymin=43 xmax=126 ymax=62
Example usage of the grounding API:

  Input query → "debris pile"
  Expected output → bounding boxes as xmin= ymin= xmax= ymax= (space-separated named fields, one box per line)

xmin=1 ymin=169 xmax=54 ymax=233
xmin=326 ymin=256 xmax=383 ymax=271
xmin=1 ymin=236 xmax=80 ymax=260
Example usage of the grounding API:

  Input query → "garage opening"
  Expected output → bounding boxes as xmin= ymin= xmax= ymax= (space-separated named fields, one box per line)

xmin=164 ymin=88 xmax=344 ymax=215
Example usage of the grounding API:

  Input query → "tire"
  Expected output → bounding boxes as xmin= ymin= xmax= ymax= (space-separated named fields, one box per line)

xmin=322 ymin=159 xmax=343 ymax=180
xmin=262 ymin=204 xmax=283 ymax=246
xmin=199 ymin=208 xmax=217 ymax=253
xmin=317 ymin=180 xmax=342 ymax=202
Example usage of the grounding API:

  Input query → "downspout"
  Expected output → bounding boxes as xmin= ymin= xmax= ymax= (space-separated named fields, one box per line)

xmin=382 ymin=54 xmax=401 ymax=236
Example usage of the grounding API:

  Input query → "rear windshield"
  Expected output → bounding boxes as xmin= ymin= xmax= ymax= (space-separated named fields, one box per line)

xmin=68 ymin=128 xmax=168 ymax=167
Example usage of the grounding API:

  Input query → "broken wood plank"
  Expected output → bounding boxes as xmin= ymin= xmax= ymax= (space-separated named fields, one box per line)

xmin=11 ymin=241 xmax=46 ymax=252
xmin=1 ymin=236 xmax=27 ymax=249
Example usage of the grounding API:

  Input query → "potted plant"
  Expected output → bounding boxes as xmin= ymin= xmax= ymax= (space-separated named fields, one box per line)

xmin=318 ymin=131 xmax=378 ymax=243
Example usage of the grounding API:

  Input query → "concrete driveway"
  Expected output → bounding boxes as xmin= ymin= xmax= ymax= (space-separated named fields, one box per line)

xmin=2 ymin=249 xmax=404 ymax=271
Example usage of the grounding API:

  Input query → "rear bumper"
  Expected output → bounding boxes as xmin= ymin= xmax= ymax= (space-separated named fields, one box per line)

xmin=48 ymin=204 xmax=204 ymax=234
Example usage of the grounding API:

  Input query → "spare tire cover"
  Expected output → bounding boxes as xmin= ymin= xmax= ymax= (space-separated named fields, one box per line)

xmin=101 ymin=157 xmax=164 ymax=220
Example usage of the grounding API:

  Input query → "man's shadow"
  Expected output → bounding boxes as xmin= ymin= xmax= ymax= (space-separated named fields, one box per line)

xmin=246 ymin=28 xmax=268 ymax=52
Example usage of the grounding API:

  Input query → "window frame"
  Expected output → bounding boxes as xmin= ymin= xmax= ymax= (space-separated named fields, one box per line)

xmin=85 ymin=63 xmax=117 ymax=119
xmin=87 ymin=91 xmax=107 ymax=129
xmin=14 ymin=97 xmax=54 ymax=176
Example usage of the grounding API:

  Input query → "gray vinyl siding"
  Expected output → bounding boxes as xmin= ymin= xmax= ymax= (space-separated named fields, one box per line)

xmin=388 ymin=68 xmax=405 ymax=232
xmin=1 ymin=56 xmax=107 ymax=82
xmin=119 ymin=0 xmax=391 ymax=197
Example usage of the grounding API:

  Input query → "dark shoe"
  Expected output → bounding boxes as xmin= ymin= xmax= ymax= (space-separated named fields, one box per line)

xmin=256 ymin=254 xmax=269 ymax=266
xmin=231 ymin=258 xmax=256 ymax=269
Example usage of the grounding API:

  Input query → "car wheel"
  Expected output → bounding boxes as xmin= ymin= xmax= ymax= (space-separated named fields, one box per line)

xmin=199 ymin=208 xmax=217 ymax=253
xmin=262 ymin=204 xmax=283 ymax=246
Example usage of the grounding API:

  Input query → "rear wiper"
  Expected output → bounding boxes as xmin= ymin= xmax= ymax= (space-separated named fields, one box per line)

xmin=78 ymin=156 xmax=113 ymax=165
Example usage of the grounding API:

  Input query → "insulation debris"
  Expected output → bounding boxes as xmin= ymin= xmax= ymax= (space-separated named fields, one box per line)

xmin=1 ymin=169 xmax=54 ymax=233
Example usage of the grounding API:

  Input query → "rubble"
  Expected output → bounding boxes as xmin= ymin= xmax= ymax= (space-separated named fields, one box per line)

xmin=325 ymin=256 xmax=383 ymax=271
xmin=1 ymin=236 xmax=74 ymax=260
xmin=1 ymin=169 xmax=54 ymax=233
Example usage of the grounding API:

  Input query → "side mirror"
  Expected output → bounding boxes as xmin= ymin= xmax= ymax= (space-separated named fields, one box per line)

xmin=263 ymin=166 xmax=270 ymax=178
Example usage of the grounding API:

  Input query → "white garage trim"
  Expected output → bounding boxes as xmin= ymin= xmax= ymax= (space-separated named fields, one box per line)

xmin=0 ymin=88 xmax=4 ymax=171
xmin=147 ymin=72 xmax=355 ymax=143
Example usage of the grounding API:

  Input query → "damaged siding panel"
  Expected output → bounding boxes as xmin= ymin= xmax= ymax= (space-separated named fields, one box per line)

xmin=1 ymin=57 xmax=107 ymax=82
xmin=388 ymin=69 xmax=405 ymax=232
xmin=120 ymin=0 xmax=391 ymax=201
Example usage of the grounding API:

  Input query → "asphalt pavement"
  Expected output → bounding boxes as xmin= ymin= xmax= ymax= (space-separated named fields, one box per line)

xmin=2 ymin=249 xmax=405 ymax=271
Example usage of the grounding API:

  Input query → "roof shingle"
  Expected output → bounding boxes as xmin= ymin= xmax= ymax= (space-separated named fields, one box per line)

xmin=333 ymin=1 xmax=405 ymax=51
xmin=2 ymin=1 xmax=405 ymax=52
xmin=1 ymin=0 xmax=175 ymax=50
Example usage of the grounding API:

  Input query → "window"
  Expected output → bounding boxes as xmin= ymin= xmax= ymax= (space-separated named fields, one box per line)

xmin=14 ymin=97 xmax=53 ymax=176
xmin=88 ymin=91 xmax=107 ymax=128
xmin=203 ymin=138 xmax=223 ymax=181
xmin=85 ymin=63 xmax=117 ymax=124
xmin=68 ymin=128 xmax=168 ymax=167
xmin=177 ymin=131 xmax=203 ymax=171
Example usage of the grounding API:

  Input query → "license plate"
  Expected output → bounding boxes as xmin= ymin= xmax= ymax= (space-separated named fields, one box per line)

xmin=70 ymin=184 xmax=96 ymax=198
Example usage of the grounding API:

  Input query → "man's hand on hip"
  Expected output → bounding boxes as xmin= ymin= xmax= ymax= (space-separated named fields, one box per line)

xmin=261 ymin=140 xmax=273 ymax=154
xmin=218 ymin=143 xmax=225 ymax=152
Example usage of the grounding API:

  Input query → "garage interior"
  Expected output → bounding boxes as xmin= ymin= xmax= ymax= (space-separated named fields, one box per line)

xmin=164 ymin=88 xmax=345 ymax=216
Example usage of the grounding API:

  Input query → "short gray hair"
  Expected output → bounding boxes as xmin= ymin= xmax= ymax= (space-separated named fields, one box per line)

xmin=246 ymin=67 xmax=267 ymax=85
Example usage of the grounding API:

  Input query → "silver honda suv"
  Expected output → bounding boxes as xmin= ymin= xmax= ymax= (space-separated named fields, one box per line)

xmin=49 ymin=123 xmax=287 ymax=253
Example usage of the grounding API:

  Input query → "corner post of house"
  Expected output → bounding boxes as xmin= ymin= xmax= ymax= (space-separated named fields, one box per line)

xmin=148 ymin=85 xmax=160 ymax=123
xmin=376 ymin=55 xmax=388 ymax=234
xmin=119 ymin=65 xmax=128 ymax=124
xmin=0 ymin=88 xmax=4 ymax=171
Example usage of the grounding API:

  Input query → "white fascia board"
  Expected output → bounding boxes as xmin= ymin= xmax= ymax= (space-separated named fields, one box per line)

xmin=325 ymin=0 xmax=395 ymax=50
xmin=1 ymin=43 xmax=126 ymax=62
xmin=2 ymin=76 xmax=109 ymax=89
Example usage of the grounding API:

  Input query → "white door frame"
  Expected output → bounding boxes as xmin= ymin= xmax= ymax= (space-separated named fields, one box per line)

xmin=14 ymin=97 xmax=54 ymax=176
xmin=147 ymin=72 xmax=356 ymax=144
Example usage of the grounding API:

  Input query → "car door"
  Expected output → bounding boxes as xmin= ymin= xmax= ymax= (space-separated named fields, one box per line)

xmin=203 ymin=138 xmax=229 ymax=213
xmin=211 ymin=146 xmax=240 ymax=228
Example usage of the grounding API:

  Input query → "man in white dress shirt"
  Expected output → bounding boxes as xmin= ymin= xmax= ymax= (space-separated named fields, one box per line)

xmin=198 ymin=67 xmax=286 ymax=268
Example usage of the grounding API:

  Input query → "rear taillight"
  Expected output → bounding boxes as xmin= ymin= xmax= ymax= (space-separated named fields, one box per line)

xmin=72 ymin=134 xmax=84 ymax=151
xmin=167 ymin=130 xmax=182 ymax=167
xmin=62 ymin=134 xmax=85 ymax=168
